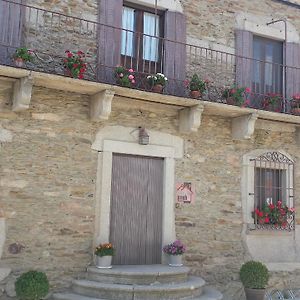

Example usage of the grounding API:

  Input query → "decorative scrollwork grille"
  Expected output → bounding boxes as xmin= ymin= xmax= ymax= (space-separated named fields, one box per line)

xmin=250 ymin=151 xmax=295 ymax=231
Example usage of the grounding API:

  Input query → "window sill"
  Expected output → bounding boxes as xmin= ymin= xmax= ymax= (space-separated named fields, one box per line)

xmin=246 ymin=226 xmax=294 ymax=237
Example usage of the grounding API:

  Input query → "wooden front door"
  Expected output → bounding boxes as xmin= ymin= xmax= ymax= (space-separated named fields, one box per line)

xmin=110 ymin=154 xmax=164 ymax=265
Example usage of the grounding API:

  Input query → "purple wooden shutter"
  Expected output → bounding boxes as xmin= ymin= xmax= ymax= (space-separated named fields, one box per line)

xmin=164 ymin=11 xmax=186 ymax=96
xmin=286 ymin=42 xmax=300 ymax=99
xmin=97 ymin=0 xmax=123 ymax=83
xmin=235 ymin=30 xmax=253 ymax=88
xmin=0 ymin=0 xmax=24 ymax=64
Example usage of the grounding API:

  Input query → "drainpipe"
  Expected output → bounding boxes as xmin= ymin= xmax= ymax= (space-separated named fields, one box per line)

xmin=266 ymin=19 xmax=287 ymax=111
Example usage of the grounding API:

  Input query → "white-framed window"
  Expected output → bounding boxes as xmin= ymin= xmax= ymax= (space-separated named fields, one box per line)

xmin=242 ymin=150 xmax=295 ymax=231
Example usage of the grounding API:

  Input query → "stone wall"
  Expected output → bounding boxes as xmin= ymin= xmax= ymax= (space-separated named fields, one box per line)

xmin=0 ymin=84 xmax=300 ymax=299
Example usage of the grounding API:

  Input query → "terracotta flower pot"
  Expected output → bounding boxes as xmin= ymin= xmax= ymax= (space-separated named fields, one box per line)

xmin=244 ymin=288 xmax=266 ymax=300
xmin=190 ymin=90 xmax=201 ymax=99
xmin=291 ymin=108 xmax=300 ymax=116
xmin=14 ymin=58 xmax=24 ymax=68
xmin=152 ymin=84 xmax=163 ymax=93
xmin=226 ymin=97 xmax=235 ymax=105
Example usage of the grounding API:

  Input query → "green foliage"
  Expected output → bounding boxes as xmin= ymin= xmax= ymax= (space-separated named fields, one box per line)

xmin=222 ymin=86 xmax=251 ymax=106
xmin=15 ymin=271 xmax=49 ymax=300
xmin=63 ymin=50 xmax=86 ymax=79
xmin=14 ymin=47 xmax=33 ymax=62
xmin=240 ymin=261 xmax=269 ymax=289
xmin=188 ymin=74 xmax=208 ymax=92
xmin=94 ymin=243 xmax=115 ymax=257
xmin=147 ymin=73 xmax=168 ymax=86
xmin=114 ymin=66 xmax=135 ymax=87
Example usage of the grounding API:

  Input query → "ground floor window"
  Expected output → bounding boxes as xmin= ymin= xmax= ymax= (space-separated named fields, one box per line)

xmin=248 ymin=151 xmax=295 ymax=231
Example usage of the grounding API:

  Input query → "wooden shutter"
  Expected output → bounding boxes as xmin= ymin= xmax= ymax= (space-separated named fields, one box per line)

xmin=97 ymin=0 xmax=123 ymax=83
xmin=235 ymin=30 xmax=253 ymax=88
xmin=0 ymin=0 xmax=24 ymax=64
xmin=286 ymin=42 xmax=300 ymax=98
xmin=164 ymin=11 xmax=186 ymax=95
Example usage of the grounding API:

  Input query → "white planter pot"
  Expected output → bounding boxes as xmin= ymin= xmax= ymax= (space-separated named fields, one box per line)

xmin=0 ymin=218 xmax=5 ymax=259
xmin=95 ymin=255 xmax=112 ymax=269
xmin=168 ymin=254 xmax=183 ymax=267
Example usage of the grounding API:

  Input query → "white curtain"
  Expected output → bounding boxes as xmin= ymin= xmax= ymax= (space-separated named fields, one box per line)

xmin=121 ymin=7 xmax=135 ymax=57
xmin=143 ymin=12 xmax=159 ymax=62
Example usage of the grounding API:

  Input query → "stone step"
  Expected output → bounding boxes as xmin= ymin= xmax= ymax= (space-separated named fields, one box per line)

xmin=72 ymin=276 xmax=205 ymax=300
xmin=87 ymin=264 xmax=190 ymax=284
xmin=52 ymin=293 xmax=104 ymax=300
xmin=195 ymin=287 xmax=223 ymax=300
xmin=52 ymin=286 xmax=222 ymax=300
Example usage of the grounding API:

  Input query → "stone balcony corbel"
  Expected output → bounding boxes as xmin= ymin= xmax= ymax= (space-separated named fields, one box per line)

xmin=90 ymin=89 xmax=115 ymax=121
xmin=12 ymin=76 xmax=33 ymax=111
xmin=179 ymin=104 xmax=204 ymax=133
xmin=232 ymin=113 xmax=258 ymax=140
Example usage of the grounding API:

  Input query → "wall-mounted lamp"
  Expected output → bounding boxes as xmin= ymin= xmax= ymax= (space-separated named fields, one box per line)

xmin=138 ymin=127 xmax=149 ymax=145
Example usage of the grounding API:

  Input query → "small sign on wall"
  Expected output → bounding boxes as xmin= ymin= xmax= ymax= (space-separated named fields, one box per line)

xmin=176 ymin=182 xmax=195 ymax=204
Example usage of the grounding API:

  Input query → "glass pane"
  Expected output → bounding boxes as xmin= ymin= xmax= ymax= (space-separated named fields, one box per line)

xmin=143 ymin=12 xmax=159 ymax=62
xmin=255 ymin=168 xmax=286 ymax=209
xmin=121 ymin=7 xmax=135 ymax=57
xmin=253 ymin=40 xmax=261 ymax=85
xmin=265 ymin=44 xmax=273 ymax=88
xmin=252 ymin=36 xmax=283 ymax=94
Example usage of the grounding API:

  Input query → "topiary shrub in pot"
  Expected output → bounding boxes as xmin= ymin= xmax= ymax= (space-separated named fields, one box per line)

xmin=240 ymin=261 xmax=269 ymax=300
xmin=15 ymin=270 xmax=49 ymax=300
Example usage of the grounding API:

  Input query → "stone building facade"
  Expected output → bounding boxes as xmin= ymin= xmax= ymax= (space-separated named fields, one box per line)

xmin=1 ymin=1 xmax=300 ymax=300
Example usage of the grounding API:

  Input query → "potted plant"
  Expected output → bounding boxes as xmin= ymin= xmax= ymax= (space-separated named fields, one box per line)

xmin=253 ymin=200 xmax=295 ymax=228
xmin=163 ymin=240 xmax=186 ymax=267
xmin=240 ymin=261 xmax=269 ymax=300
xmin=63 ymin=50 xmax=87 ymax=79
xmin=15 ymin=270 xmax=49 ymax=300
xmin=291 ymin=94 xmax=300 ymax=115
xmin=13 ymin=47 xmax=33 ymax=67
xmin=223 ymin=86 xmax=251 ymax=107
xmin=147 ymin=72 xmax=168 ymax=93
xmin=114 ymin=66 xmax=135 ymax=87
xmin=94 ymin=243 xmax=115 ymax=269
xmin=262 ymin=93 xmax=282 ymax=112
xmin=185 ymin=74 xmax=208 ymax=98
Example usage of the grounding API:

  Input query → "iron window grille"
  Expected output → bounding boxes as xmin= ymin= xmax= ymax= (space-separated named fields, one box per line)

xmin=250 ymin=151 xmax=295 ymax=231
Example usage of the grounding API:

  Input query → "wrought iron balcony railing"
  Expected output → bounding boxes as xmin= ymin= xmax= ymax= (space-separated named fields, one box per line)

xmin=1 ymin=0 xmax=300 ymax=115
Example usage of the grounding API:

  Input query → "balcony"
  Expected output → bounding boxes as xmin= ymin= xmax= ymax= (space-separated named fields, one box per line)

xmin=1 ymin=0 xmax=300 ymax=134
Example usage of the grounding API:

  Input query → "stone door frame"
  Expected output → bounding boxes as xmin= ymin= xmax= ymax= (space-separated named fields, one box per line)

xmin=91 ymin=126 xmax=183 ymax=250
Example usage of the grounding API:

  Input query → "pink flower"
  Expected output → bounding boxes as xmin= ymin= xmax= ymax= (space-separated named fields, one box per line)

xmin=289 ymin=207 xmax=295 ymax=213
xmin=230 ymin=89 xmax=236 ymax=94
xmin=245 ymin=87 xmax=251 ymax=93
xmin=131 ymin=80 xmax=135 ymax=84
xmin=183 ymin=79 xmax=190 ymax=87
xmin=129 ymin=68 xmax=134 ymax=73
xmin=264 ymin=217 xmax=270 ymax=223
xmin=128 ymin=74 xmax=134 ymax=80
xmin=119 ymin=73 xmax=124 ymax=78
xmin=269 ymin=204 xmax=275 ymax=210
